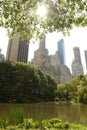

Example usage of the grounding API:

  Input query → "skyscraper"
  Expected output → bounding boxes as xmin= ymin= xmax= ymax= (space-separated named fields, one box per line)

xmin=33 ymin=35 xmax=49 ymax=67
xmin=31 ymin=36 xmax=72 ymax=84
xmin=71 ymin=47 xmax=84 ymax=77
xmin=56 ymin=39 xmax=65 ymax=65
xmin=84 ymin=50 xmax=87 ymax=70
xmin=39 ymin=35 xmax=46 ymax=49
xmin=6 ymin=33 xmax=29 ymax=63
xmin=71 ymin=60 xmax=84 ymax=77
xmin=73 ymin=47 xmax=81 ymax=64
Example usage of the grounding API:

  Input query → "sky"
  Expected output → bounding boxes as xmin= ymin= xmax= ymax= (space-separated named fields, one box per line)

xmin=0 ymin=27 xmax=87 ymax=74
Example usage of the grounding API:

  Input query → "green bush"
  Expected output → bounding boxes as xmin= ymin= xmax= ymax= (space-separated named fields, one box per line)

xmin=9 ymin=108 xmax=24 ymax=125
xmin=64 ymin=122 xmax=69 ymax=129
xmin=0 ymin=61 xmax=57 ymax=103
xmin=0 ymin=114 xmax=7 ymax=128
xmin=41 ymin=118 xmax=69 ymax=129
xmin=41 ymin=119 xmax=51 ymax=129
xmin=50 ymin=118 xmax=62 ymax=124
xmin=24 ymin=118 xmax=39 ymax=129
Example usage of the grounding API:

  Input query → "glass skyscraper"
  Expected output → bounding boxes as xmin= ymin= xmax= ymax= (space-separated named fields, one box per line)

xmin=56 ymin=39 xmax=65 ymax=65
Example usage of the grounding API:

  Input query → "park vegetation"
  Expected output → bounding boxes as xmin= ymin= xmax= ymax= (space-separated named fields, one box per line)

xmin=0 ymin=61 xmax=87 ymax=104
xmin=0 ymin=61 xmax=57 ymax=103
xmin=0 ymin=62 xmax=87 ymax=129
xmin=56 ymin=74 xmax=87 ymax=104
xmin=0 ymin=0 xmax=87 ymax=40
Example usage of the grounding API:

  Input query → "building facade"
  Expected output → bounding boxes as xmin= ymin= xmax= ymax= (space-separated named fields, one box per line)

xmin=71 ymin=60 xmax=84 ymax=77
xmin=73 ymin=47 xmax=81 ymax=64
xmin=84 ymin=50 xmax=87 ymax=70
xmin=50 ymin=54 xmax=60 ymax=67
xmin=31 ymin=36 xmax=72 ymax=84
xmin=56 ymin=39 xmax=65 ymax=65
xmin=33 ymin=36 xmax=49 ymax=67
xmin=71 ymin=47 xmax=84 ymax=77
xmin=6 ymin=33 xmax=29 ymax=63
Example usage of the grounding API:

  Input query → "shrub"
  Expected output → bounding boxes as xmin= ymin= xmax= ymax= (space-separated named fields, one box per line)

xmin=41 ymin=119 xmax=51 ymax=129
xmin=9 ymin=108 xmax=24 ymax=125
xmin=24 ymin=118 xmax=39 ymax=129
xmin=64 ymin=121 xmax=69 ymax=129
xmin=49 ymin=118 xmax=62 ymax=124
xmin=0 ymin=114 xmax=7 ymax=128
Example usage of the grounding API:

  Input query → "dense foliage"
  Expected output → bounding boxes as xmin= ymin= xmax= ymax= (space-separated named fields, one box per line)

xmin=0 ymin=0 xmax=87 ymax=39
xmin=0 ymin=61 xmax=87 ymax=104
xmin=56 ymin=74 xmax=87 ymax=104
xmin=0 ymin=61 xmax=57 ymax=103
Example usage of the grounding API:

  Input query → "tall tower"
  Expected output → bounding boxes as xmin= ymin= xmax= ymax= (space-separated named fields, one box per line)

xmin=71 ymin=60 xmax=84 ymax=77
xmin=32 ymin=35 xmax=49 ymax=67
xmin=39 ymin=35 xmax=46 ymax=49
xmin=71 ymin=47 xmax=84 ymax=77
xmin=84 ymin=50 xmax=87 ymax=70
xmin=6 ymin=33 xmax=29 ymax=63
xmin=0 ymin=49 xmax=1 ymax=54
xmin=56 ymin=39 xmax=65 ymax=65
xmin=73 ymin=47 xmax=81 ymax=64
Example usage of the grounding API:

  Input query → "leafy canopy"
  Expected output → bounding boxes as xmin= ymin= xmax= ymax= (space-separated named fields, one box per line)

xmin=0 ymin=0 xmax=87 ymax=39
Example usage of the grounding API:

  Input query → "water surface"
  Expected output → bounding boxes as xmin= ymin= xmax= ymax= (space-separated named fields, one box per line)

xmin=0 ymin=102 xmax=87 ymax=125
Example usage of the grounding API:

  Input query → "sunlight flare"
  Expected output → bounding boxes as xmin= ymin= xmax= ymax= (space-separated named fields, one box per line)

xmin=37 ymin=4 xmax=47 ymax=17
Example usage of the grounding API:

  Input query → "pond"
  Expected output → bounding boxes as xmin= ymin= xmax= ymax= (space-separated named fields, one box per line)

xmin=0 ymin=102 xmax=87 ymax=125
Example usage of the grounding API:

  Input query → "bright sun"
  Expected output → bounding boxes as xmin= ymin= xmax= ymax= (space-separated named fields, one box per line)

xmin=37 ymin=5 xmax=47 ymax=17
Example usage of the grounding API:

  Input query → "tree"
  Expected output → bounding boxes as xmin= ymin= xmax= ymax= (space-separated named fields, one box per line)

xmin=56 ymin=84 xmax=69 ymax=101
xmin=0 ymin=61 xmax=57 ymax=103
xmin=0 ymin=0 xmax=87 ymax=40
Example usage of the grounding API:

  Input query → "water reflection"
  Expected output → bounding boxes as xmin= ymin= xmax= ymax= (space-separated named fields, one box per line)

xmin=0 ymin=102 xmax=87 ymax=125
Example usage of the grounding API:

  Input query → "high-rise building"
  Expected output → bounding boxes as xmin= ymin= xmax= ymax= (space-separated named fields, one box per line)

xmin=50 ymin=54 xmax=60 ymax=67
xmin=39 ymin=35 xmax=46 ymax=49
xmin=73 ymin=47 xmax=81 ymax=64
xmin=71 ymin=60 xmax=84 ymax=77
xmin=71 ymin=47 xmax=84 ymax=77
xmin=56 ymin=39 xmax=65 ymax=65
xmin=31 ymin=36 xmax=72 ymax=84
xmin=33 ymin=36 xmax=49 ymax=67
xmin=6 ymin=33 xmax=29 ymax=63
xmin=84 ymin=50 xmax=87 ymax=70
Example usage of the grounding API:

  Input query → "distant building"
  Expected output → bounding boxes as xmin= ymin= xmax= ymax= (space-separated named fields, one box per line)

xmin=71 ymin=47 xmax=84 ymax=77
xmin=71 ymin=60 xmax=84 ymax=77
xmin=73 ymin=47 xmax=81 ymax=64
xmin=33 ymin=36 xmax=49 ymax=67
xmin=6 ymin=33 xmax=29 ymax=63
xmin=50 ymin=54 xmax=60 ymax=67
xmin=0 ymin=49 xmax=5 ymax=62
xmin=84 ymin=50 xmax=87 ymax=70
xmin=56 ymin=39 xmax=65 ymax=65
xmin=31 ymin=36 xmax=72 ymax=84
